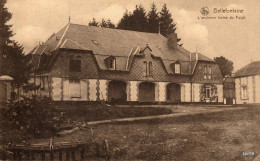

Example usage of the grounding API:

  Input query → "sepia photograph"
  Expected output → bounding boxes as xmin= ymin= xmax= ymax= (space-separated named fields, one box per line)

xmin=0 ymin=0 xmax=259 ymax=160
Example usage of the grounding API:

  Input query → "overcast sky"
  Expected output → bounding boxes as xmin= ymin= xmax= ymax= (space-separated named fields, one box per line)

xmin=6 ymin=0 xmax=260 ymax=71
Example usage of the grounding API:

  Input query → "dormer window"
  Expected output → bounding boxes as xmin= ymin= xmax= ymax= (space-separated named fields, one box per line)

xmin=170 ymin=61 xmax=181 ymax=74
xmin=105 ymin=56 xmax=116 ymax=70
xmin=175 ymin=63 xmax=180 ymax=74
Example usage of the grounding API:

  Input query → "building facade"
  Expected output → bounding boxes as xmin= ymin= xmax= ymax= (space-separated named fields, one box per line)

xmin=234 ymin=61 xmax=260 ymax=104
xmin=25 ymin=23 xmax=223 ymax=103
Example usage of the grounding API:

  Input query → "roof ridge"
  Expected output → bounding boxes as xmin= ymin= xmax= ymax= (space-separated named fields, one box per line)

xmin=69 ymin=23 xmax=166 ymax=36
xmin=54 ymin=23 xmax=71 ymax=50
xmin=234 ymin=61 xmax=260 ymax=77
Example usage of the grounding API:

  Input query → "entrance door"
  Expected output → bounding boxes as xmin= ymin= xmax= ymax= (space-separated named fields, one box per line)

xmin=166 ymin=83 xmax=181 ymax=102
xmin=108 ymin=81 xmax=127 ymax=102
xmin=139 ymin=82 xmax=155 ymax=102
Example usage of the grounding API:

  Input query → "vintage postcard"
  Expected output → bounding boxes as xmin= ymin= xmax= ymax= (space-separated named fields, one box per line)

xmin=0 ymin=0 xmax=259 ymax=160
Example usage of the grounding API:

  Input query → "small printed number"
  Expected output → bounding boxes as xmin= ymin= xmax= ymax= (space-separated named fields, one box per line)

xmin=242 ymin=152 xmax=254 ymax=156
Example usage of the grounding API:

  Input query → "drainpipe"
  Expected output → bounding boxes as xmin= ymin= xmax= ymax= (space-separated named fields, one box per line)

xmin=190 ymin=82 xmax=193 ymax=103
xmin=190 ymin=52 xmax=193 ymax=103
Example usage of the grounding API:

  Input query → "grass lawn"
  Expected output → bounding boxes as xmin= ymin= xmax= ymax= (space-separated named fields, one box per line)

xmin=29 ymin=105 xmax=260 ymax=161
xmin=58 ymin=102 xmax=173 ymax=122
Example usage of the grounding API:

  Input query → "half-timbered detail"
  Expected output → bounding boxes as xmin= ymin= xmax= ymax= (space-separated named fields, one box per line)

xmin=26 ymin=23 xmax=223 ymax=103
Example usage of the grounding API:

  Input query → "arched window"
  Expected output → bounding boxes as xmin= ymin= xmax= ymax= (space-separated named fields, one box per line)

xmin=143 ymin=61 xmax=147 ymax=76
xmin=143 ymin=61 xmax=153 ymax=77
xmin=149 ymin=62 xmax=153 ymax=76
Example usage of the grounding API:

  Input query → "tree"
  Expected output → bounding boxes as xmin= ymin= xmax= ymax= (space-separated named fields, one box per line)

xmin=5 ymin=42 xmax=29 ymax=87
xmin=0 ymin=0 xmax=14 ymax=75
xmin=0 ymin=0 xmax=28 ymax=87
xmin=89 ymin=18 xmax=115 ymax=29
xmin=106 ymin=19 xmax=115 ymax=28
xmin=88 ymin=18 xmax=99 ymax=26
xmin=100 ymin=19 xmax=115 ymax=28
xmin=117 ymin=5 xmax=148 ymax=32
xmin=159 ymin=4 xmax=181 ymax=43
xmin=117 ymin=10 xmax=131 ymax=30
xmin=100 ymin=19 xmax=107 ymax=27
xmin=214 ymin=56 xmax=234 ymax=77
xmin=117 ymin=3 xmax=182 ymax=45
xmin=130 ymin=5 xmax=148 ymax=32
xmin=147 ymin=3 xmax=159 ymax=33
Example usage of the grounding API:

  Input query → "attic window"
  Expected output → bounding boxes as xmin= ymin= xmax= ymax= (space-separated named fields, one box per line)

xmin=175 ymin=63 xmax=180 ymax=74
xmin=170 ymin=62 xmax=181 ymax=74
xmin=107 ymin=57 xmax=116 ymax=70
xmin=92 ymin=40 xmax=99 ymax=45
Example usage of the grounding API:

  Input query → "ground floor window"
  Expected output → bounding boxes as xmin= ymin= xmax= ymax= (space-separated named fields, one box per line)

xmin=69 ymin=79 xmax=81 ymax=99
xmin=241 ymin=86 xmax=248 ymax=99
xmin=200 ymin=84 xmax=218 ymax=102
xmin=205 ymin=87 xmax=210 ymax=99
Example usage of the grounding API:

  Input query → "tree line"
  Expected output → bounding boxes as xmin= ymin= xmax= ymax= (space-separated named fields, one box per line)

xmin=89 ymin=3 xmax=181 ymax=43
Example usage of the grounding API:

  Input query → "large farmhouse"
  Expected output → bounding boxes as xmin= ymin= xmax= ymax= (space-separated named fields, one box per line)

xmin=234 ymin=61 xmax=260 ymax=104
xmin=26 ymin=23 xmax=223 ymax=103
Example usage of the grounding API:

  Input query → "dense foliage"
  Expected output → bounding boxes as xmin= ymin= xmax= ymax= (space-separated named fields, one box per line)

xmin=0 ymin=97 xmax=64 ymax=143
xmin=89 ymin=18 xmax=116 ymax=28
xmin=147 ymin=3 xmax=159 ymax=33
xmin=0 ymin=0 xmax=29 ymax=86
xmin=214 ymin=56 xmax=234 ymax=77
xmin=89 ymin=3 xmax=181 ymax=44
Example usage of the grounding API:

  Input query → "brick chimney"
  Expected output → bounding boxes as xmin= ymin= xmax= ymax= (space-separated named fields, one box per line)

xmin=167 ymin=33 xmax=177 ymax=50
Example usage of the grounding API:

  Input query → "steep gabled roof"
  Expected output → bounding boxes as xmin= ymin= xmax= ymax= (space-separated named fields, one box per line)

xmin=234 ymin=61 xmax=260 ymax=77
xmin=28 ymin=23 xmax=214 ymax=74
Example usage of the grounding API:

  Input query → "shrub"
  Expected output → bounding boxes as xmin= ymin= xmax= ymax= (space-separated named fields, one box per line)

xmin=0 ymin=96 xmax=64 ymax=143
